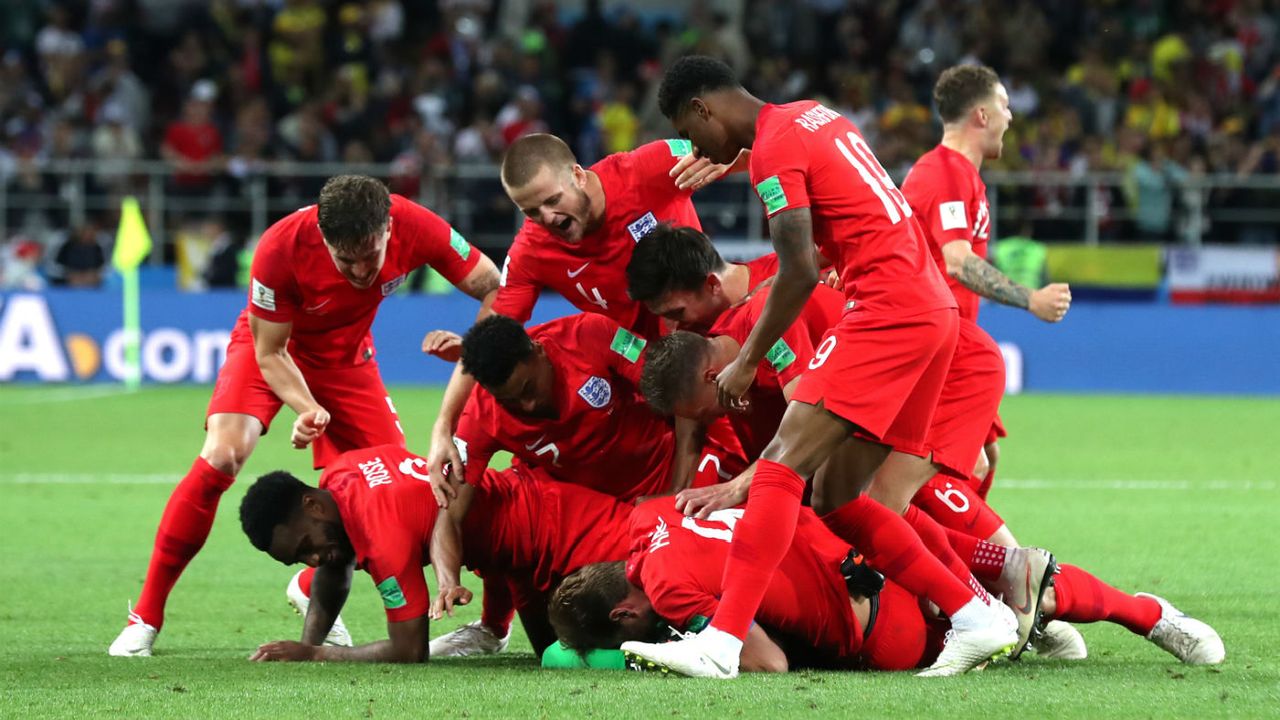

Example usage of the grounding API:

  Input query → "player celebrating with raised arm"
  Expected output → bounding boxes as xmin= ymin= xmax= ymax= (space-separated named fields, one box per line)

xmin=901 ymin=65 xmax=1071 ymax=503
xmin=108 ymin=176 xmax=500 ymax=658
xmin=423 ymin=133 xmax=744 ymax=509
xmin=238 ymin=444 xmax=635 ymax=663
xmin=619 ymin=56 xmax=1014 ymax=679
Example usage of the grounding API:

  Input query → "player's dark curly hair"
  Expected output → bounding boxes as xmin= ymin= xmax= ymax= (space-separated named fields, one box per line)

xmin=548 ymin=562 xmax=632 ymax=652
xmin=933 ymin=65 xmax=1001 ymax=124
xmin=627 ymin=224 xmax=727 ymax=304
xmin=640 ymin=331 xmax=711 ymax=416
xmin=658 ymin=55 xmax=739 ymax=119
xmin=317 ymin=175 xmax=392 ymax=251
xmin=240 ymin=470 xmax=310 ymax=554
xmin=461 ymin=314 xmax=536 ymax=389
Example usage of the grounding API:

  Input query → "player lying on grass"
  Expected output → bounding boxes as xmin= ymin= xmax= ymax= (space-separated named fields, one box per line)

xmin=238 ymin=444 xmax=634 ymax=662
xmin=551 ymin=498 xmax=1225 ymax=673
xmin=628 ymin=224 xmax=1059 ymax=658
xmin=423 ymin=312 xmax=746 ymax=656
xmin=110 ymin=176 xmax=500 ymax=657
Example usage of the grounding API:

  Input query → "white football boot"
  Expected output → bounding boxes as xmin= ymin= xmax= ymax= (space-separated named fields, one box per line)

xmin=1137 ymin=593 xmax=1225 ymax=665
xmin=621 ymin=627 xmax=741 ymax=679
xmin=1030 ymin=620 xmax=1088 ymax=660
xmin=991 ymin=546 xmax=1057 ymax=659
xmin=428 ymin=620 xmax=511 ymax=658
xmin=286 ymin=570 xmax=353 ymax=647
xmin=108 ymin=604 xmax=158 ymax=657
xmin=917 ymin=603 xmax=1018 ymax=677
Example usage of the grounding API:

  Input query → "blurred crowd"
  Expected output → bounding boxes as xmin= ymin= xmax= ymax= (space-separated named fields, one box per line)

xmin=2 ymin=0 xmax=1280 ymax=288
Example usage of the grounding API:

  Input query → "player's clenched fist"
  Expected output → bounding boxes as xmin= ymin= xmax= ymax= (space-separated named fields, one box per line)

xmin=715 ymin=355 xmax=755 ymax=411
xmin=422 ymin=329 xmax=463 ymax=363
xmin=1029 ymin=283 xmax=1072 ymax=323
xmin=291 ymin=408 xmax=330 ymax=449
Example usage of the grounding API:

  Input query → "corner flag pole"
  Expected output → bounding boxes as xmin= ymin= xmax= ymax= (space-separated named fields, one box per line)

xmin=112 ymin=196 xmax=153 ymax=391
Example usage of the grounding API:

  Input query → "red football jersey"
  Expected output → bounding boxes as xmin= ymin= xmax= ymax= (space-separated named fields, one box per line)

xmin=245 ymin=194 xmax=481 ymax=368
xmin=707 ymin=283 xmax=844 ymax=459
xmin=492 ymin=139 xmax=702 ymax=337
xmin=901 ymin=144 xmax=991 ymax=322
xmin=626 ymin=498 xmax=862 ymax=665
xmin=741 ymin=252 xmax=779 ymax=291
xmin=749 ymin=101 xmax=954 ymax=318
xmin=321 ymin=445 xmax=634 ymax=623
xmin=453 ymin=313 xmax=674 ymax=501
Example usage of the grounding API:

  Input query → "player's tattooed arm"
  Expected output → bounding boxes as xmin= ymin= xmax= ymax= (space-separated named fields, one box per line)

xmin=957 ymin=254 xmax=1031 ymax=309
xmin=457 ymin=254 xmax=502 ymax=302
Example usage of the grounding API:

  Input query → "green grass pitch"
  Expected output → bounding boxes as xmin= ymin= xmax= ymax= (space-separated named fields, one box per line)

xmin=1 ymin=386 xmax=1277 ymax=718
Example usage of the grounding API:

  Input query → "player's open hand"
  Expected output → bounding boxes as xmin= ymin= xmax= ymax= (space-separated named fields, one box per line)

xmin=430 ymin=584 xmax=473 ymax=620
xmin=1029 ymin=283 xmax=1072 ymax=323
xmin=250 ymin=640 xmax=319 ymax=662
xmin=676 ymin=478 xmax=749 ymax=519
xmin=427 ymin=425 xmax=463 ymax=508
xmin=715 ymin=355 xmax=755 ymax=411
xmin=291 ymin=408 xmax=330 ymax=449
xmin=422 ymin=330 xmax=463 ymax=363
xmin=670 ymin=149 xmax=745 ymax=191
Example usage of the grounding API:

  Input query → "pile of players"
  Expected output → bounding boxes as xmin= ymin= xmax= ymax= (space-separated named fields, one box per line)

xmin=109 ymin=58 xmax=1224 ymax=677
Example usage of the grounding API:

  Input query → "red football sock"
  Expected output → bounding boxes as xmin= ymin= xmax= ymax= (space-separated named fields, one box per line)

xmin=710 ymin=459 xmax=806 ymax=640
xmin=132 ymin=457 xmax=236 ymax=628
xmin=480 ymin=573 xmax=516 ymax=636
xmin=944 ymin=529 xmax=1007 ymax=582
xmin=822 ymin=495 xmax=976 ymax=616
xmin=1051 ymin=564 xmax=1162 ymax=635
xmin=296 ymin=566 xmax=315 ymax=597
xmin=902 ymin=505 xmax=992 ymax=603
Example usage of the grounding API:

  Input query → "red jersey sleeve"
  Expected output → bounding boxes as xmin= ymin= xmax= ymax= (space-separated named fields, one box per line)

xmin=578 ymin=313 xmax=648 ymax=387
xmin=750 ymin=126 xmax=811 ymax=218
xmin=246 ymin=221 xmax=302 ymax=324
xmin=629 ymin=139 xmax=698 ymax=198
xmin=903 ymin=161 xmax=976 ymax=249
xmin=453 ymin=390 xmax=501 ymax=486
xmin=363 ymin=528 xmax=430 ymax=623
xmin=490 ymin=229 xmax=542 ymax=323
xmin=391 ymin=195 xmax=481 ymax=286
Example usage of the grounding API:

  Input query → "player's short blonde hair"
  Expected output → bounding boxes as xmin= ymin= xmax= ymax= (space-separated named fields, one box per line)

xmin=500 ymin=134 xmax=577 ymax=189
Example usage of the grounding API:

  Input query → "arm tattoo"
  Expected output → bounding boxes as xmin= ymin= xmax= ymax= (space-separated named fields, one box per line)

xmin=460 ymin=266 xmax=501 ymax=301
xmin=957 ymin=254 xmax=1030 ymax=309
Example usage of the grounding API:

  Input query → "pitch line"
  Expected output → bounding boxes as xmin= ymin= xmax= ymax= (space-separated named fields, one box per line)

xmin=0 ymin=474 xmax=1273 ymax=491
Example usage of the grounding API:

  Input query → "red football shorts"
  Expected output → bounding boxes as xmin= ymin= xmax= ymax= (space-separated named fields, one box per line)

xmin=792 ymin=307 xmax=959 ymax=457
xmin=924 ymin=320 xmax=1006 ymax=479
xmin=911 ymin=473 xmax=1006 ymax=540
xmin=206 ymin=326 xmax=405 ymax=468
xmin=986 ymin=413 xmax=1008 ymax=446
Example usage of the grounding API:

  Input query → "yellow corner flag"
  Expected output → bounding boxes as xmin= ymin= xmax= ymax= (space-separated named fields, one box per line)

xmin=112 ymin=196 xmax=152 ymax=271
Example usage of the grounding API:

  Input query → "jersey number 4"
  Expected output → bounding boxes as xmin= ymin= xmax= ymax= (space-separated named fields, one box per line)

xmin=834 ymin=132 xmax=912 ymax=224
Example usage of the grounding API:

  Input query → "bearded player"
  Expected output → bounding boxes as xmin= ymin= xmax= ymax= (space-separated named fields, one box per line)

xmin=238 ymin=444 xmax=633 ymax=663
xmin=423 ymin=134 xmax=746 ymax=512
xmin=621 ymin=56 xmax=1013 ymax=678
xmin=108 ymin=177 xmax=500 ymax=657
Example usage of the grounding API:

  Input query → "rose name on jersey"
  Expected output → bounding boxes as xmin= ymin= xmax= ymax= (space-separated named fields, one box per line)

xmin=358 ymin=457 xmax=392 ymax=488
xmin=794 ymin=104 xmax=842 ymax=133
xmin=648 ymin=516 xmax=671 ymax=553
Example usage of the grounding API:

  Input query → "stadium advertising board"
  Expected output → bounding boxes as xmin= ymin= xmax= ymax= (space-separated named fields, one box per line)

xmin=1167 ymin=246 xmax=1280 ymax=304
xmin=2 ymin=289 xmax=1278 ymax=393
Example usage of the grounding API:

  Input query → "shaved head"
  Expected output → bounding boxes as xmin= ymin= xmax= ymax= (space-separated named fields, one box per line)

xmin=501 ymin=134 xmax=578 ymax=189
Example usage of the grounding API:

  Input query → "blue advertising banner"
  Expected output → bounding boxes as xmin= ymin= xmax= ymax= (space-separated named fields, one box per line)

xmin=2 ymin=289 xmax=1278 ymax=394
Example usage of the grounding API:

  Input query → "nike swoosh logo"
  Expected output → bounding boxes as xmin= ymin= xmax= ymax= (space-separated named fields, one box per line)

xmin=524 ymin=434 xmax=546 ymax=450
xmin=566 ymin=262 xmax=590 ymax=278
xmin=304 ymin=299 xmax=332 ymax=312
xmin=1015 ymin=564 xmax=1034 ymax=615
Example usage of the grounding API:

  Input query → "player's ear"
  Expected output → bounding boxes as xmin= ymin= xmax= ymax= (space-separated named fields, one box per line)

xmin=608 ymin=605 xmax=635 ymax=622
xmin=690 ymin=97 xmax=710 ymax=121
xmin=706 ymin=272 xmax=722 ymax=294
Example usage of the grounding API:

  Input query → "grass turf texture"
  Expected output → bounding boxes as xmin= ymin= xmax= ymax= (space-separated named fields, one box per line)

xmin=1 ymin=386 xmax=1277 ymax=719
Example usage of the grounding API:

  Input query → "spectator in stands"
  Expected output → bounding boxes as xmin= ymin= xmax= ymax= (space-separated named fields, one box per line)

xmin=91 ymin=102 xmax=143 ymax=195
xmin=53 ymin=223 xmax=108 ymax=288
xmin=162 ymin=80 xmax=224 ymax=196
xmin=1127 ymin=141 xmax=1190 ymax=242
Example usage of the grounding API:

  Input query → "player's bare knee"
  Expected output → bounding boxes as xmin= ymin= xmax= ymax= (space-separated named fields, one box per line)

xmin=984 ymin=440 xmax=1000 ymax=468
xmin=200 ymin=441 xmax=249 ymax=476
xmin=972 ymin=448 xmax=990 ymax=479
